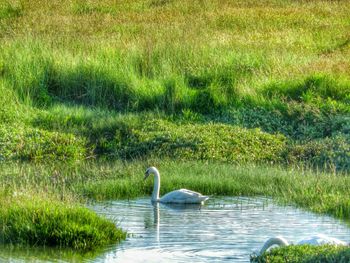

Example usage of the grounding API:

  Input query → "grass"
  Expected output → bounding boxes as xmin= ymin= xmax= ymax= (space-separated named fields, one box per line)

xmin=0 ymin=190 xmax=126 ymax=250
xmin=0 ymin=1 xmax=22 ymax=20
xmin=1 ymin=161 xmax=349 ymax=222
xmin=0 ymin=0 xmax=348 ymax=171
xmin=0 ymin=0 xmax=349 ymax=257
xmin=251 ymin=245 xmax=350 ymax=263
xmin=0 ymin=194 xmax=126 ymax=250
xmin=0 ymin=124 xmax=88 ymax=162
xmin=1 ymin=159 xmax=350 ymax=255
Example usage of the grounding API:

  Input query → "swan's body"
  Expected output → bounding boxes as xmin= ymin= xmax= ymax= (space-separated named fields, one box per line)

xmin=258 ymin=236 xmax=289 ymax=255
xmin=144 ymin=167 xmax=209 ymax=204
xmin=259 ymin=234 xmax=347 ymax=255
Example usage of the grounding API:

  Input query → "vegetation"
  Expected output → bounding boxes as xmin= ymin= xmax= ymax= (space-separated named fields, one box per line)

xmin=1 ymin=161 xmax=349 ymax=222
xmin=0 ymin=193 xmax=126 ymax=250
xmin=0 ymin=124 xmax=87 ymax=162
xmin=0 ymin=0 xmax=349 ymax=258
xmin=0 ymin=0 xmax=348 ymax=170
xmin=251 ymin=245 xmax=350 ymax=263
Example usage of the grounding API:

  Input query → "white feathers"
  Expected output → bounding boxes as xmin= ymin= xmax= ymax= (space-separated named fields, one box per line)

xmin=258 ymin=234 xmax=347 ymax=255
xmin=144 ymin=167 xmax=209 ymax=204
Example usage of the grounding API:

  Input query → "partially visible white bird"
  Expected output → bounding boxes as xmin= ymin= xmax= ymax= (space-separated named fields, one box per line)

xmin=144 ymin=167 xmax=209 ymax=204
xmin=258 ymin=234 xmax=348 ymax=255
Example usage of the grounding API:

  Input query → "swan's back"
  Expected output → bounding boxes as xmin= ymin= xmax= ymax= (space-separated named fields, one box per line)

xmin=297 ymin=234 xmax=347 ymax=246
xmin=160 ymin=188 xmax=209 ymax=204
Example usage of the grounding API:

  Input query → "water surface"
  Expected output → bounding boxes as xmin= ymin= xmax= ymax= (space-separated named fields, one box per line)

xmin=90 ymin=197 xmax=350 ymax=263
xmin=1 ymin=197 xmax=349 ymax=262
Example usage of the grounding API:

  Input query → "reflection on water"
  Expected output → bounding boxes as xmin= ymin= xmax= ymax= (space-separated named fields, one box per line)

xmin=1 ymin=197 xmax=350 ymax=263
xmin=0 ymin=244 xmax=98 ymax=263
xmin=90 ymin=197 xmax=350 ymax=263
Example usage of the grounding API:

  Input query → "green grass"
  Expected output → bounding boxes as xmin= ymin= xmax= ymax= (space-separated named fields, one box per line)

xmin=1 ymin=159 xmax=350 ymax=254
xmin=0 ymin=0 xmax=349 ymax=170
xmin=0 ymin=1 xmax=22 ymax=20
xmin=2 ymin=161 xmax=349 ymax=222
xmin=0 ymin=192 xmax=126 ymax=250
xmin=251 ymin=245 xmax=350 ymax=263
xmin=0 ymin=0 xmax=349 ymax=256
xmin=0 ymin=124 xmax=88 ymax=162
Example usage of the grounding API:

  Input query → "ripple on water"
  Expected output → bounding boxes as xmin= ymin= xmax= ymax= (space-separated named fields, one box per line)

xmin=0 ymin=197 xmax=349 ymax=263
xmin=89 ymin=197 xmax=350 ymax=263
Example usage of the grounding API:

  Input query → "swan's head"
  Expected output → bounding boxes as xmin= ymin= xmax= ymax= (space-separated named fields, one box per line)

xmin=144 ymin=167 xmax=159 ymax=180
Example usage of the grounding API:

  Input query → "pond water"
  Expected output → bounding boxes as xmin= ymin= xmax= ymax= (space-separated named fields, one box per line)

xmin=1 ymin=197 xmax=350 ymax=262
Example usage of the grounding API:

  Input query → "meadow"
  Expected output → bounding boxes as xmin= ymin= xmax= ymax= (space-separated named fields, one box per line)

xmin=0 ymin=0 xmax=349 ymax=260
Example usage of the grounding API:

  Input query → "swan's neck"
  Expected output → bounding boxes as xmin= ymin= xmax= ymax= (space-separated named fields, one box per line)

xmin=259 ymin=237 xmax=289 ymax=255
xmin=152 ymin=170 xmax=160 ymax=202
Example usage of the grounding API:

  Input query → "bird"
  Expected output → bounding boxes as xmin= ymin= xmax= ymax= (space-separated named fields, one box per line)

xmin=258 ymin=234 xmax=348 ymax=255
xmin=143 ymin=166 xmax=209 ymax=204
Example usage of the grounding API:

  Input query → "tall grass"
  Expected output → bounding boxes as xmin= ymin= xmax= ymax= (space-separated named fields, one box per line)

xmin=1 ymin=161 xmax=349 ymax=222
xmin=1 ymin=39 xmax=349 ymax=114
xmin=0 ymin=0 xmax=349 ymax=254
xmin=74 ymin=161 xmax=350 ymax=221
xmin=0 ymin=0 xmax=348 ymax=170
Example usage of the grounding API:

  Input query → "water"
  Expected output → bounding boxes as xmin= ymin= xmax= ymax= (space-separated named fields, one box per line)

xmin=1 ymin=197 xmax=350 ymax=262
xmin=91 ymin=197 xmax=350 ymax=263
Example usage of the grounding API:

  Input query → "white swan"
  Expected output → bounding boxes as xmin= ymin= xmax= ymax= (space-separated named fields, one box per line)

xmin=258 ymin=234 xmax=348 ymax=255
xmin=144 ymin=167 xmax=209 ymax=204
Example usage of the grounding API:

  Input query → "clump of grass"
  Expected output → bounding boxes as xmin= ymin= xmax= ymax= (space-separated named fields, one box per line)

xmin=0 ymin=81 xmax=24 ymax=124
xmin=31 ymin=106 xmax=287 ymax=164
xmin=0 ymin=124 xmax=88 ymax=162
xmin=0 ymin=194 xmax=126 ymax=250
xmin=0 ymin=1 xmax=22 ymax=20
xmin=262 ymin=75 xmax=350 ymax=109
xmin=118 ymin=119 xmax=286 ymax=163
xmin=0 ymin=244 xmax=97 ymax=262
xmin=30 ymin=104 xmax=349 ymax=171
xmin=71 ymin=1 xmax=96 ymax=15
xmin=286 ymin=135 xmax=350 ymax=172
xmin=149 ymin=0 xmax=173 ymax=8
xmin=251 ymin=245 xmax=350 ymax=263
xmin=71 ymin=1 xmax=125 ymax=15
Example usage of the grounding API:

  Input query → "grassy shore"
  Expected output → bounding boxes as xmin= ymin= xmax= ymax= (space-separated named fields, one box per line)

xmin=251 ymin=245 xmax=350 ymax=263
xmin=1 ymin=160 xmax=350 ymax=259
xmin=0 ymin=0 xmax=349 ymax=258
xmin=1 ymin=160 xmax=350 ymax=223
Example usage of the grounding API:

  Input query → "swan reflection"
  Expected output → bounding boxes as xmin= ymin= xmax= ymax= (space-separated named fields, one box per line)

xmin=148 ymin=202 xmax=204 ymax=245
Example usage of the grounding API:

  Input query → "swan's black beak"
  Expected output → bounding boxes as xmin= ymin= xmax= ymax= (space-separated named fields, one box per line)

xmin=144 ymin=172 xmax=149 ymax=181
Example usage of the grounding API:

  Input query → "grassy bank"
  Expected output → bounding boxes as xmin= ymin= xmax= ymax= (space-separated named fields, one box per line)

xmin=1 ymin=160 xmax=350 ymax=256
xmin=0 ymin=190 xmax=126 ymax=250
xmin=1 ymin=161 xmax=349 ymax=222
xmin=0 ymin=199 xmax=126 ymax=250
xmin=0 ymin=0 xmax=349 ymax=257
xmin=251 ymin=245 xmax=350 ymax=263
